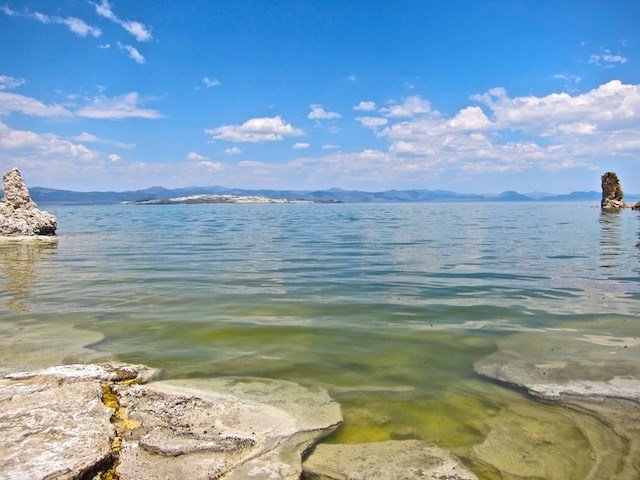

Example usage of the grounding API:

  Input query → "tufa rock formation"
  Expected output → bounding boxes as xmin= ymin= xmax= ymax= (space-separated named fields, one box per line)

xmin=0 ymin=168 xmax=56 ymax=236
xmin=601 ymin=172 xmax=626 ymax=209
xmin=0 ymin=363 xmax=344 ymax=480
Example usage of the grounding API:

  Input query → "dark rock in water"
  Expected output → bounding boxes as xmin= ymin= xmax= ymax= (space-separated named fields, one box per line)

xmin=0 ymin=168 xmax=57 ymax=236
xmin=631 ymin=201 xmax=640 ymax=211
xmin=601 ymin=172 xmax=626 ymax=209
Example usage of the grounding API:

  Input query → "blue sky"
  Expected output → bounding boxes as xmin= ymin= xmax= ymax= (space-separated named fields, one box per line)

xmin=1 ymin=0 xmax=639 ymax=192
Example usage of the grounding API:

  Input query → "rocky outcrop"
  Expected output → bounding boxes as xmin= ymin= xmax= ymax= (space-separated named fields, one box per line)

xmin=632 ymin=201 xmax=640 ymax=210
xmin=0 ymin=167 xmax=56 ymax=236
xmin=0 ymin=363 xmax=157 ymax=480
xmin=601 ymin=171 xmax=627 ymax=209
xmin=302 ymin=440 xmax=477 ymax=480
xmin=0 ymin=363 xmax=342 ymax=480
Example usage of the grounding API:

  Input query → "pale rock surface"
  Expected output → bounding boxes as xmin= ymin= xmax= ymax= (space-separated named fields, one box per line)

xmin=114 ymin=376 xmax=342 ymax=480
xmin=302 ymin=440 xmax=478 ymax=480
xmin=0 ymin=168 xmax=56 ymax=236
xmin=0 ymin=365 xmax=343 ymax=480
xmin=0 ymin=366 xmax=120 ymax=480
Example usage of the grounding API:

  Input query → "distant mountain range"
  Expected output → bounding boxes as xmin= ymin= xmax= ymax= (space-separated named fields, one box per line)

xmin=13 ymin=185 xmax=640 ymax=205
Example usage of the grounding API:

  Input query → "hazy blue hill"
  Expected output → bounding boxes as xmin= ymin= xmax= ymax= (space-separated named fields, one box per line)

xmin=491 ymin=191 xmax=532 ymax=201
xmin=17 ymin=186 xmax=640 ymax=205
xmin=540 ymin=191 xmax=600 ymax=201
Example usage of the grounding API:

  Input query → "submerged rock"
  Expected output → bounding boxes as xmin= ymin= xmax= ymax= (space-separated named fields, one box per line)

xmin=302 ymin=440 xmax=477 ymax=480
xmin=0 ymin=168 xmax=56 ymax=236
xmin=601 ymin=171 xmax=627 ymax=209
xmin=475 ymin=330 xmax=640 ymax=479
xmin=0 ymin=364 xmax=342 ymax=480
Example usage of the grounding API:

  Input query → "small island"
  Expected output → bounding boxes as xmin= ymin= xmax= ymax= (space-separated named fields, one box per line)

xmin=123 ymin=194 xmax=343 ymax=205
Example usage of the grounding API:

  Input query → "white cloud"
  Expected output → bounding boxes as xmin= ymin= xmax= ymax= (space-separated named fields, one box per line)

xmin=71 ymin=132 xmax=135 ymax=148
xmin=108 ymin=153 xmax=121 ymax=162
xmin=0 ymin=91 xmax=72 ymax=117
xmin=292 ymin=142 xmax=310 ymax=149
xmin=225 ymin=147 xmax=242 ymax=155
xmin=553 ymin=72 xmax=582 ymax=84
xmin=321 ymin=144 xmax=339 ymax=149
xmin=369 ymin=80 xmax=640 ymax=175
xmin=117 ymin=42 xmax=145 ymax=64
xmin=589 ymin=50 xmax=629 ymax=68
xmin=353 ymin=101 xmax=376 ymax=111
xmin=197 ymin=160 xmax=223 ymax=171
xmin=187 ymin=151 xmax=208 ymax=161
xmin=202 ymin=77 xmax=221 ymax=88
xmin=206 ymin=116 xmax=303 ymax=142
xmin=380 ymin=95 xmax=433 ymax=118
xmin=0 ymin=6 xmax=16 ymax=16
xmin=0 ymin=120 xmax=96 ymax=161
xmin=1 ymin=8 xmax=102 ymax=37
xmin=348 ymin=75 xmax=357 ymax=82
xmin=471 ymin=80 xmax=640 ymax=133
xmin=355 ymin=116 xmax=388 ymax=128
xmin=308 ymin=104 xmax=342 ymax=120
xmin=92 ymin=0 xmax=152 ymax=41
xmin=76 ymin=92 xmax=163 ymax=119
xmin=0 ymin=75 xmax=25 ymax=91
xmin=98 ymin=43 xmax=111 ymax=49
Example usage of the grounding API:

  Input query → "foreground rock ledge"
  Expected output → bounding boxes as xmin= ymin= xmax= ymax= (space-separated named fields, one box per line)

xmin=0 ymin=167 xmax=57 ymax=236
xmin=0 ymin=363 xmax=343 ymax=480
xmin=303 ymin=440 xmax=478 ymax=480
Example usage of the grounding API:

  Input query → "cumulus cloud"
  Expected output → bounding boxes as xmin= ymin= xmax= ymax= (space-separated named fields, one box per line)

xmin=76 ymin=92 xmax=163 ymax=119
xmin=108 ymin=153 xmax=121 ymax=162
xmin=72 ymin=132 xmax=135 ymax=148
xmin=589 ymin=50 xmax=628 ymax=68
xmin=98 ymin=43 xmax=111 ymax=49
xmin=292 ymin=142 xmax=310 ymax=149
xmin=0 ymin=91 xmax=72 ymax=117
xmin=0 ymin=120 xmax=96 ymax=161
xmin=379 ymin=95 xmax=433 ymax=118
xmin=202 ymin=77 xmax=221 ymax=88
xmin=321 ymin=144 xmax=339 ymax=149
xmin=92 ymin=0 xmax=152 ymax=41
xmin=225 ymin=147 xmax=242 ymax=155
xmin=0 ymin=75 xmax=26 ymax=91
xmin=117 ymin=42 xmax=145 ymax=64
xmin=355 ymin=116 xmax=388 ymax=129
xmin=197 ymin=160 xmax=223 ymax=171
xmin=553 ymin=72 xmax=582 ymax=84
xmin=1 ymin=7 xmax=102 ymax=37
xmin=370 ymin=80 xmax=640 ymax=175
xmin=353 ymin=101 xmax=376 ymax=111
xmin=187 ymin=151 xmax=208 ymax=161
xmin=206 ymin=116 xmax=303 ymax=142
xmin=308 ymin=104 xmax=342 ymax=120
xmin=471 ymin=80 xmax=640 ymax=133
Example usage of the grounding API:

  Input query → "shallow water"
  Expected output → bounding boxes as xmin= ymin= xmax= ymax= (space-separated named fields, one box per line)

xmin=1 ymin=202 xmax=639 ymax=479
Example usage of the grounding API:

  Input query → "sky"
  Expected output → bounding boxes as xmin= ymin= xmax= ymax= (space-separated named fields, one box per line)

xmin=1 ymin=0 xmax=640 ymax=193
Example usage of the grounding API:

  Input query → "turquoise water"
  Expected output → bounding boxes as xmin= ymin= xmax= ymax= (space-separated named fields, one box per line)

xmin=1 ymin=202 xmax=639 ymax=479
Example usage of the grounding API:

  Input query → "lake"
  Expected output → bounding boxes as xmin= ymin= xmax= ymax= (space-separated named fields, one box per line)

xmin=1 ymin=202 xmax=639 ymax=479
